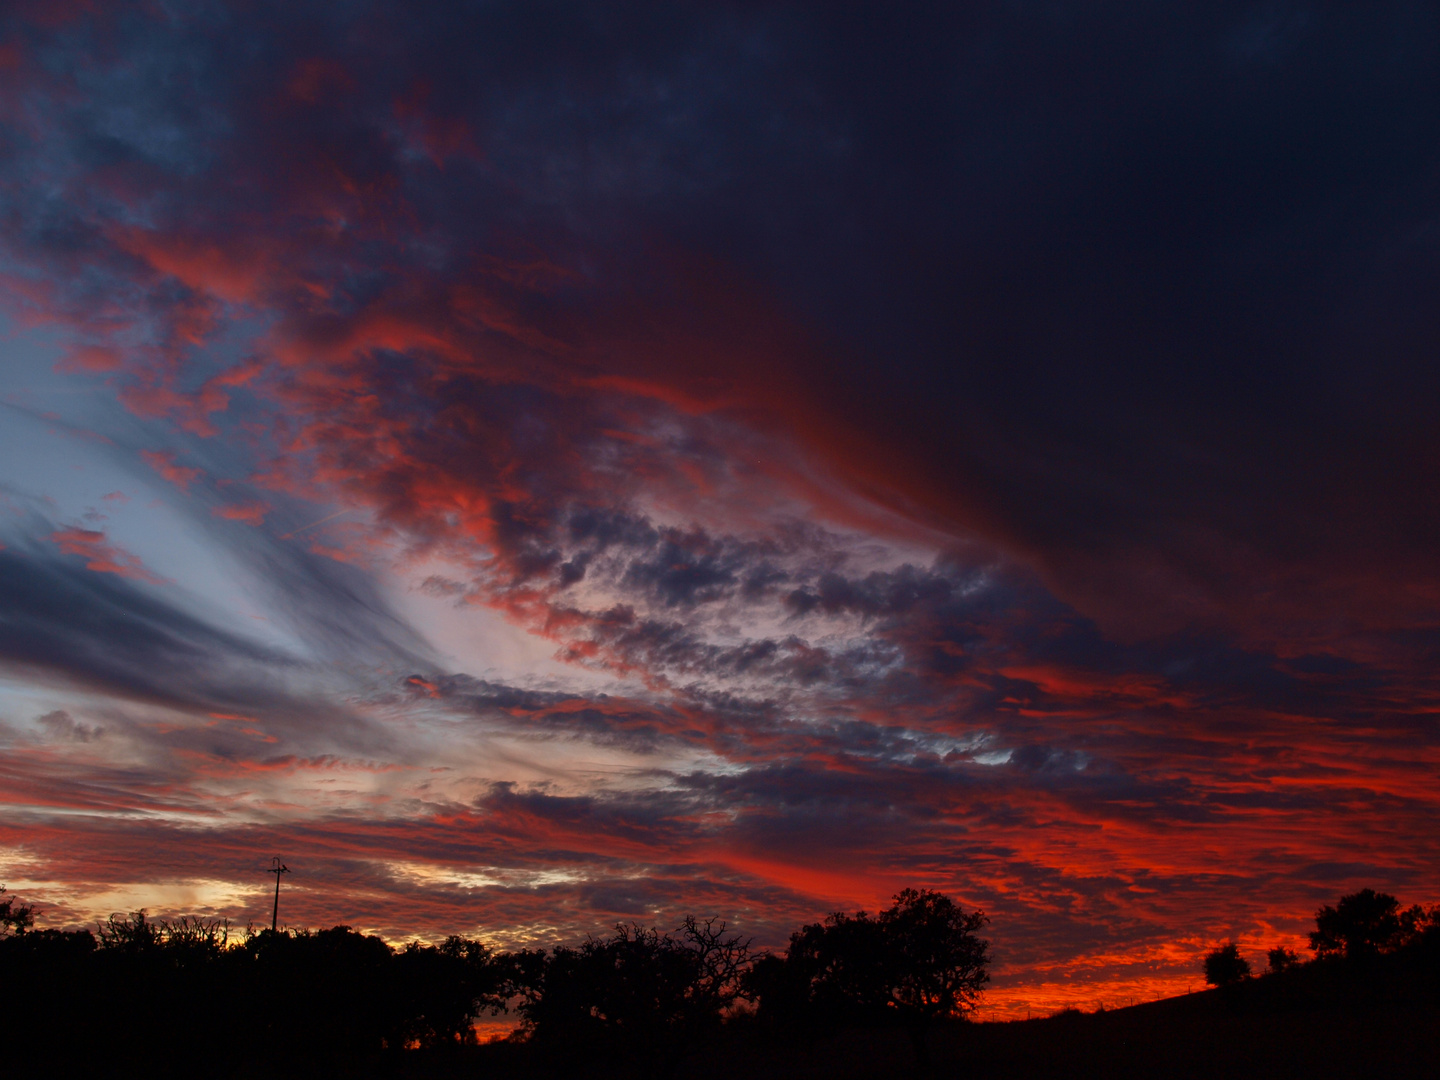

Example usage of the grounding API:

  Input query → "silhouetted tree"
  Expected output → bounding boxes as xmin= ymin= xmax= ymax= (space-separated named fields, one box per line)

xmin=387 ymin=934 xmax=509 ymax=1049
xmin=1310 ymin=889 xmax=1405 ymax=960
xmin=0 ymin=886 xmax=34 ymax=936
xmin=1265 ymin=946 xmax=1300 ymax=975
xmin=779 ymin=908 xmax=894 ymax=1024
xmin=514 ymin=916 xmax=752 ymax=1071
xmin=882 ymin=889 xmax=991 ymax=1020
xmin=676 ymin=914 xmax=753 ymax=1028
xmin=882 ymin=888 xmax=991 ymax=1061
xmin=97 ymin=909 xmax=165 ymax=953
xmin=0 ymin=924 xmax=99 ymax=1068
xmin=1398 ymin=903 xmax=1439 ymax=949
xmin=1203 ymin=942 xmax=1251 ymax=986
xmin=238 ymin=924 xmax=397 ymax=1058
xmin=745 ymin=888 xmax=990 ymax=1062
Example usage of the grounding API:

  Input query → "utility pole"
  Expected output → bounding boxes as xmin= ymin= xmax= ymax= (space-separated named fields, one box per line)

xmin=268 ymin=857 xmax=289 ymax=933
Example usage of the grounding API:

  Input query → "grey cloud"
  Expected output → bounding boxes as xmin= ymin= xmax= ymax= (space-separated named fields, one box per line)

xmin=0 ymin=540 xmax=293 ymax=710
xmin=785 ymin=565 xmax=957 ymax=618
xmin=36 ymin=709 xmax=103 ymax=743
xmin=0 ymin=535 xmax=398 ymax=757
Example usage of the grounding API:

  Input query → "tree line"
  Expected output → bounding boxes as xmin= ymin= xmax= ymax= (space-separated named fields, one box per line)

xmin=6 ymin=880 xmax=1434 ymax=1075
xmin=0 ymin=885 xmax=989 ymax=1076
xmin=1203 ymin=888 xmax=1440 ymax=988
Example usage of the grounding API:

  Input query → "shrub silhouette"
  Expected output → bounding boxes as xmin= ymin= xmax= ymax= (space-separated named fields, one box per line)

xmin=1203 ymin=942 xmax=1251 ymax=986
xmin=1265 ymin=946 xmax=1300 ymax=975
xmin=97 ymin=909 xmax=166 ymax=952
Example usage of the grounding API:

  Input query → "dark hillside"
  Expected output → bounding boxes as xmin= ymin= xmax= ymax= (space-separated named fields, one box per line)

xmin=385 ymin=995 xmax=1440 ymax=1080
xmin=695 ymin=944 xmax=1440 ymax=1080
xmin=461 ymin=944 xmax=1439 ymax=1080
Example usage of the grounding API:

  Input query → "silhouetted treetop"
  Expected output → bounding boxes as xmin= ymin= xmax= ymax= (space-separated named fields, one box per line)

xmin=512 ymin=915 xmax=753 ymax=1054
xmin=745 ymin=888 xmax=990 ymax=1039
xmin=1203 ymin=942 xmax=1251 ymax=987
xmin=1311 ymin=889 xmax=1403 ymax=959
xmin=97 ymin=909 xmax=165 ymax=953
xmin=0 ymin=887 xmax=34 ymax=937
xmin=882 ymin=888 xmax=992 ymax=1021
xmin=1265 ymin=946 xmax=1300 ymax=975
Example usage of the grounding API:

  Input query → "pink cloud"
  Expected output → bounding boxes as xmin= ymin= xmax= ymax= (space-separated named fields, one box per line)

xmin=55 ymin=344 xmax=123 ymax=372
xmin=50 ymin=527 xmax=168 ymax=585
xmin=211 ymin=500 xmax=271 ymax=526
xmin=140 ymin=449 xmax=203 ymax=492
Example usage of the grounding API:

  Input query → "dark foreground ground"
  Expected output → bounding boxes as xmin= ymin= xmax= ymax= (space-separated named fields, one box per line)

xmin=701 ymin=993 xmax=1440 ymax=1080
xmin=381 ymin=996 xmax=1438 ymax=1080
xmin=26 ymin=952 xmax=1440 ymax=1079
xmin=392 ymin=956 xmax=1440 ymax=1080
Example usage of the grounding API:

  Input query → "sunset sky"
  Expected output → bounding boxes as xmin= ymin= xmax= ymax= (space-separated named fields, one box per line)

xmin=2 ymin=1 xmax=1439 ymax=1017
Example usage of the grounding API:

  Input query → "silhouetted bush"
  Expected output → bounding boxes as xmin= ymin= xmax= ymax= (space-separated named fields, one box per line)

xmin=1265 ymin=946 xmax=1300 ymax=975
xmin=1203 ymin=942 xmax=1251 ymax=986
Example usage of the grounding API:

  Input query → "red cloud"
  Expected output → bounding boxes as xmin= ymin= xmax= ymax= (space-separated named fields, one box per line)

xmin=50 ymin=527 xmax=168 ymax=585
xmin=56 ymin=344 xmax=123 ymax=372
xmin=405 ymin=676 xmax=441 ymax=698
xmin=113 ymin=226 xmax=273 ymax=305
xmin=140 ymin=450 xmax=203 ymax=492
xmin=212 ymin=500 xmax=271 ymax=526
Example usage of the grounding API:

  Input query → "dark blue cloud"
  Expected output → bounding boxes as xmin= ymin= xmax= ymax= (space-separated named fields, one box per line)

xmin=0 ymin=538 xmax=291 ymax=710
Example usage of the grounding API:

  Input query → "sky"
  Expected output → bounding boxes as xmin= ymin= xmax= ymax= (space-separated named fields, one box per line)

xmin=2 ymin=0 xmax=1439 ymax=1018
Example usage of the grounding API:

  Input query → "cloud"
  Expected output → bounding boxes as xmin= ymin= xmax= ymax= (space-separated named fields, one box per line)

xmin=211 ymin=500 xmax=270 ymax=526
xmin=0 ymin=530 xmax=421 ymax=762
xmin=1 ymin=539 xmax=288 ymax=710
xmin=140 ymin=450 xmax=202 ymax=492
xmin=49 ymin=527 xmax=169 ymax=585
xmin=35 ymin=709 xmax=102 ymax=743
